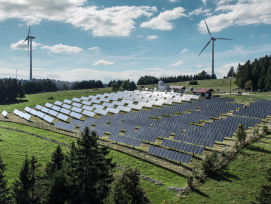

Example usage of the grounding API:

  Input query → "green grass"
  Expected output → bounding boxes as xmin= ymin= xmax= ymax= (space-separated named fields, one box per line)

xmin=174 ymin=133 xmax=271 ymax=204
xmin=0 ymin=128 xmax=69 ymax=185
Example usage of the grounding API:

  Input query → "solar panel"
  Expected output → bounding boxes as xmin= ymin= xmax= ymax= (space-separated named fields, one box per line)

xmin=48 ymin=109 xmax=58 ymax=117
xmin=103 ymin=102 xmax=114 ymax=108
xmin=36 ymin=111 xmax=45 ymax=118
xmin=56 ymin=113 xmax=69 ymax=121
xmin=41 ymin=107 xmax=50 ymax=113
xmin=72 ymin=102 xmax=82 ymax=108
xmin=72 ymin=97 xmax=81 ymax=102
xmin=24 ymin=107 xmax=31 ymax=112
xmin=63 ymin=99 xmax=72 ymax=104
xmin=82 ymin=105 xmax=94 ymax=111
xmin=82 ymin=110 xmax=95 ymax=117
xmin=82 ymin=101 xmax=92 ymax=106
xmin=43 ymin=115 xmax=54 ymax=123
xmin=94 ymin=109 xmax=108 ymax=115
xmin=106 ymin=107 xmax=120 ymax=114
xmin=54 ymin=121 xmax=76 ymax=131
xmin=60 ymin=108 xmax=71 ymax=115
xmin=69 ymin=111 xmax=82 ymax=119
xmin=2 ymin=110 xmax=8 ymax=117
xmin=50 ymin=105 xmax=60 ymax=112
xmin=35 ymin=104 xmax=42 ymax=110
xmin=54 ymin=101 xmax=63 ymax=106
xmin=45 ymin=103 xmax=53 ymax=108
xmin=30 ymin=109 xmax=38 ymax=116
xmin=62 ymin=104 xmax=71 ymax=110
xmin=71 ymin=107 xmax=82 ymax=113
xmin=116 ymin=106 xmax=131 ymax=112
xmin=23 ymin=112 xmax=31 ymax=120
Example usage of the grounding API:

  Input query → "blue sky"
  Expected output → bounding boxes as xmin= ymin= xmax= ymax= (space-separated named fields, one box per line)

xmin=0 ymin=0 xmax=271 ymax=83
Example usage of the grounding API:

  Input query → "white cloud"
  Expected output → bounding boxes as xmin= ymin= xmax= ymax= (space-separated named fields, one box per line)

xmin=198 ymin=0 xmax=271 ymax=34
xmin=137 ymin=34 xmax=144 ymax=38
xmin=10 ymin=40 xmax=42 ymax=50
xmin=226 ymin=45 xmax=246 ymax=55
xmin=169 ymin=61 xmax=184 ymax=66
xmin=181 ymin=48 xmax=189 ymax=54
xmin=168 ymin=0 xmax=179 ymax=2
xmin=202 ymin=0 xmax=207 ymax=5
xmin=198 ymin=64 xmax=202 ymax=68
xmin=146 ymin=35 xmax=158 ymax=40
xmin=250 ymin=35 xmax=254 ymax=37
xmin=88 ymin=47 xmax=99 ymax=50
xmin=261 ymin=35 xmax=268 ymax=37
xmin=18 ymin=24 xmax=23 ymax=27
xmin=144 ymin=68 xmax=161 ymax=71
xmin=0 ymin=1 xmax=157 ymax=37
xmin=22 ymin=68 xmax=43 ymax=70
xmin=189 ymin=8 xmax=211 ymax=16
xmin=138 ymin=45 xmax=145 ymax=48
xmin=93 ymin=60 xmax=114 ymax=65
xmin=41 ymin=44 xmax=83 ymax=53
xmin=141 ymin=7 xmax=188 ymax=30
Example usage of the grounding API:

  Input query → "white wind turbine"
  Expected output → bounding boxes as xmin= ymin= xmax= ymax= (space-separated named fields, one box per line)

xmin=198 ymin=19 xmax=233 ymax=76
xmin=23 ymin=21 xmax=35 ymax=81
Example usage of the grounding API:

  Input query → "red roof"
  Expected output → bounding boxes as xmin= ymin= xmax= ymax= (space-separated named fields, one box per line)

xmin=192 ymin=88 xmax=214 ymax=93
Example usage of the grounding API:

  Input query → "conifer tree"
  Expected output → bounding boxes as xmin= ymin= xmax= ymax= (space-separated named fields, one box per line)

xmin=227 ymin=66 xmax=235 ymax=78
xmin=105 ymin=166 xmax=150 ymax=204
xmin=67 ymin=127 xmax=115 ymax=204
xmin=13 ymin=155 xmax=42 ymax=204
xmin=0 ymin=154 xmax=13 ymax=204
xmin=45 ymin=145 xmax=65 ymax=178
xmin=265 ymin=65 xmax=271 ymax=91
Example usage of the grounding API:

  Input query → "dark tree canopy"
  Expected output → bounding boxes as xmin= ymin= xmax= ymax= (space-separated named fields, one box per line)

xmin=71 ymin=80 xmax=103 ymax=90
xmin=235 ymin=55 xmax=271 ymax=90
xmin=0 ymin=78 xmax=25 ymax=103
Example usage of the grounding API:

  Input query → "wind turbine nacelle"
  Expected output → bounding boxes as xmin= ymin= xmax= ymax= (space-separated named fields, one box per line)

xmin=29 ymin=36 xmax=35 ymax=39
xmin=211 ymin=37 xmax=216 ymax=41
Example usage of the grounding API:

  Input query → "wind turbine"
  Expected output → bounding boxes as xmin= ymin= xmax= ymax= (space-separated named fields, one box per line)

xmin=198 ymin=19 xmax=233 ymax=76
xmin=23 ymin=21 xmax=35 ymax=81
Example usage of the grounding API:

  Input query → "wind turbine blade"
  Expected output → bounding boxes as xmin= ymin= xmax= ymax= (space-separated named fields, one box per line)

xmin=28 ymin=21 xmax=31 ymax=36
xmin=198 ymin=39 xmax=211 ymax=57
xmin=215 ymin=38 xmax=234 ymax=40
xmin=204 ymin=19 xmax=212 ymax=37
xmin=23 ymin=37 xmax=28 ymax=43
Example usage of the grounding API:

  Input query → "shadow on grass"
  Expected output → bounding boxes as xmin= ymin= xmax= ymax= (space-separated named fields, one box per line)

xmin=208 ymin=170 xmax=240 ymax=183
xmin=246 ymin=145 xmax=271 ymax=154
xmin=192 ymin=188 xmax=210 ymax=198
xmin=0 ymin=99 xmax=29 ymax=105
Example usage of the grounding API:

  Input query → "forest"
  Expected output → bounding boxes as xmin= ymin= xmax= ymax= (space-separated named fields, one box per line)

xmin=70 ymin=80 xmax=104 ymax=90
xmin=235 ymin=54 xmax=271 ymax=90
xmin=137 ymin=72 xmax=216 ymax=85
xmin=0 ymin=78 xmax=25 ymax=103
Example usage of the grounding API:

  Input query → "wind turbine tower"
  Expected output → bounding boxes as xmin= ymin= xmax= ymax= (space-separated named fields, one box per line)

xmin=198 ymin=19 xmax=233 ymax=76
xmin=23 ymin=21 xmax=35 ymax=81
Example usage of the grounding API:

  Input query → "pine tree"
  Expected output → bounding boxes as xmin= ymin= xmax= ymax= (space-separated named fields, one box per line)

xmin=227 ymin=66 xmax=235 ymax=77
xmin=0 ymin=154 xmax=13 ymax=204
xmin=13 ymin=155 xmax=42 ymax=204
xmin=67 ymin=127 xmax=115 ymax=204
xmin=45 ymin=145 xmax=65 ymax=178
xmin=265 ymin=65 xmax=271 ymax=91
xmin=105 ymin=166 xmax=150 ymax=204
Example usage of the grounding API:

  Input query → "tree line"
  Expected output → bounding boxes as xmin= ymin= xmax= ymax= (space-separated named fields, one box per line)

xmin=71 ymin=80 xmax=104 ymax=90
xmin=22 ymin=80 xmax=57 ymax=94
xmin=111 ymin=80 xmax=137 ymax=92
xmin=235 ymin=54 xmax=271 ymax=90
xmin=0 ymin=78 xmax=25 ymax=103
xmin=0 ymin=128 xmax=150 ymax=204
xmin=137 ymin=72 xmax=217 ymax=85
xmin=108 ymin=79 xmax=129 ymax=87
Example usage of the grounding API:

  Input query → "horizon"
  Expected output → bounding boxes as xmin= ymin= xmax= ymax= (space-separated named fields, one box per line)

xmin=0 ymin=0 xmax=271 ymax=82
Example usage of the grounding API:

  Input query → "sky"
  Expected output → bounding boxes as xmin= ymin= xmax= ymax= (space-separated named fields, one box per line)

xmin=0 ymin=0 xmax=271 ymax=83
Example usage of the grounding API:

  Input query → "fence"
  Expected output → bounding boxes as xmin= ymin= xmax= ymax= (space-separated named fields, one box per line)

xmin=0 ymin=117 xmax=192 ymax=175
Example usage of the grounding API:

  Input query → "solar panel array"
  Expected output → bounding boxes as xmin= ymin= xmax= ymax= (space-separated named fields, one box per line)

xmin=41 ymin=107 xmax=50 ymax=113
xmin=161 ymin=139 xmax=204 ymax=155
xmin=71 ymin=107 xmax=82 ymax=113
xmin=108 ymin=135 xmax=142 ymax=147
xmin=234 ymin=101 xmax=271 ymax=118
xmin=54 ymin=121 xmax=76 ymax=131
xmin=72 ymin=97 xmax=81 ymax=102
xmin=72 ymin=102 xmax=82 ymax=108
xmin=30 ymin=109 xmax=38 ymax=116
xmin=36 ymin=111 xmax=45 ymax=118
xmin=24 ymin=113 xmax=31 ymax=120
xmin=35 ymin=104 xmax=42 ymax=110
xmin=63 ymin=99 xmax=72 ymax=104
xmin=82 ymin=110 xmax=95 ymax=117
xmin=24 ymin=107 xmax=31 ymax=112
xmin=48 ymin=109 xmax=58 ymax=117
xmin=52 ymin=105 xmax=61 ymax=111
xmin=62 ymin=104 xmax=71 ymax=110
xmin=82 ymin=105 xmax=94 ymax=111
xmin=14 ymin=109 xmax=25 ymax=118
xmin=2 ymin=110 xmax=8 ymax=117
xmin=148 ymin=145 xmax=192 ymax=163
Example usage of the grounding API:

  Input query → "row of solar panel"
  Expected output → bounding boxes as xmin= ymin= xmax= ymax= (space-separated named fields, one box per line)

xmin=148 ymin=145 xmax=192 ymax=163
xmin=108 ymin=135 xmax=142 ymax=147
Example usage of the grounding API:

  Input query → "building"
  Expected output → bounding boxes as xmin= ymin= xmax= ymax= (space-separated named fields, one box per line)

xmin=192 ymin=88 xmax=214 ymax=98
xmin=158 ymin=80 xmax=170 ymax=91
xmin=169 ymin=85 xmax=186 ymax=93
